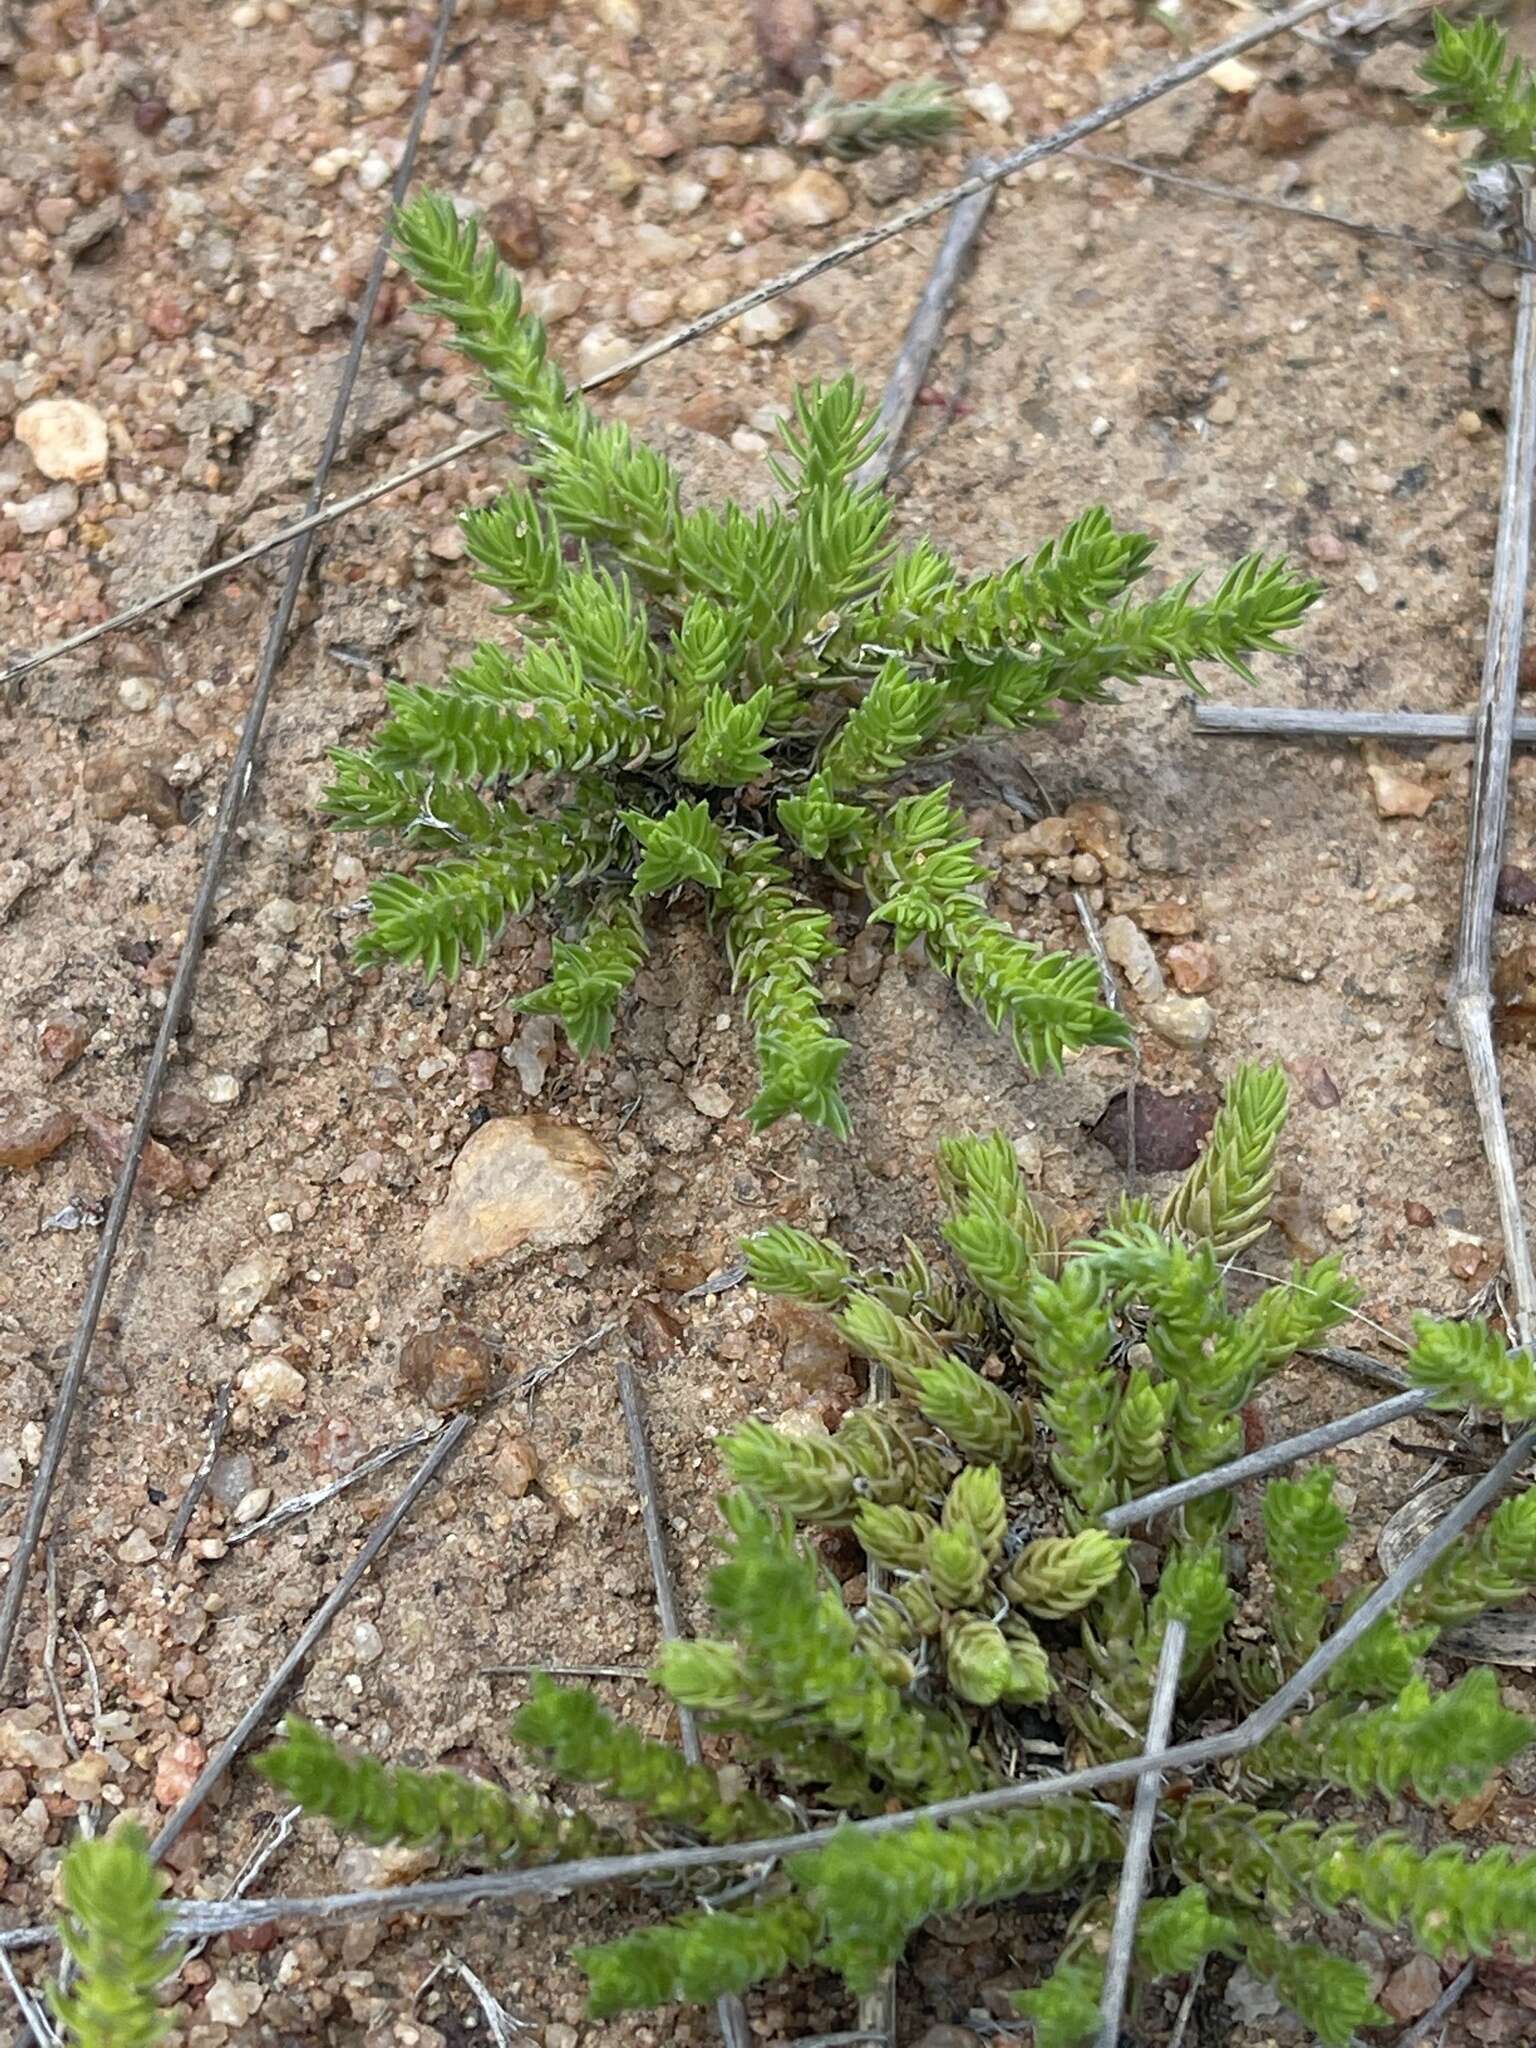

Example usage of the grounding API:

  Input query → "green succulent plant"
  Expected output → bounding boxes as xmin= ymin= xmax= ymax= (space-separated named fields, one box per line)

xmin=323 ymin=190 xmax=1319 ymax=1135
xmin=255 ymin=1065 xmax=1536 ymax=2045
xmin=797 ymin=79 xmax=960 ymax=157
xmin=1420 ymin=10 xmax=1536 ymax=166
xmin=48 ymin=1824 xmax=182 ymax=2048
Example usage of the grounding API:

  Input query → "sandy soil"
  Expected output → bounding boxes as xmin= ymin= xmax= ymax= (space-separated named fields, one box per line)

xmin=5 ymin=0 xmax=1536 ymax=2040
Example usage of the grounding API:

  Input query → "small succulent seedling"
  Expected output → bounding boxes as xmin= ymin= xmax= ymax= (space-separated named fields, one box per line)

xmin=796 ymin=80 xmax=959 ymax=157
xmin=48 ymin=1824 xmax=182 ymax=2048
xmin=258 ymin=1067 xmax=1536 ymax=2043
xmin=1420 ymin=10 xmax=1536 ymax=166
xmin=325 ymin=192 xmax=1318 ymax=1134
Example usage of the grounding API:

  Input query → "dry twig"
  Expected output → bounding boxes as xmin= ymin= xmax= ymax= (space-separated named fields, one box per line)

xmin=149 ymin=1413 xmax=474 ymax=1862
xmin=1075 ymin=144 xmax=1524 ymax=272
xmin=1194 ymin=702 xmax=1536 ymax=747
xmin=481 ymin=1660 xmax=650 ymax=1680
xmin=0 ymin=0 xmax=461 ymax=1698
xmin=614 ymin=1351 xmax=752 ymax=2048
xmin=164 ymin=1383 xmax=232 ymax=1561
xmin=225 ymin=1422 xmax=437 ymax=1546
xmin=851 ymin=156 xmax=996 ymax=490
xmin=1447 ymin=193 xmax=1536 ymax=1350
xmin=1096 ymin=1621 xmax=1186 ymax=2048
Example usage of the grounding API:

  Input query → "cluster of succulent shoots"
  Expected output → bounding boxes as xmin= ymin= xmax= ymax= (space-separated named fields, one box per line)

xmin=236 ymin=1067 xmax=1536 ymax=2048
xmin=724 ymin=1064 xmax=1315 ymax=1741
xmin=321 ymin=190 xmax=1319 ymax=1137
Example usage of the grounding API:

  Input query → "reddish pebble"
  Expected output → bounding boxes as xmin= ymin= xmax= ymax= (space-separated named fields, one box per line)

xmin=0 ymin=1092 xmax=76 ymax=1169
xmin=490 ymin=1426 xmax=540 ymax=1499
xmin=226 ymin=1922 xmax=279 ymax=1954
xmin=1135 ymin=898 xmax=1199 ymax=936
xmin=1450 ymin=1241 xmax=1489 ymax=1283
xmin=1377 ymin=1956 xmax=1442 ymax=2025
xmin=676 ymin=390 xmax=741 ymax=439
xmin=309 ymin=1415 xmax=361 ymax=1474
xmin=1404 ymin=1200 xmax=1435 ymax=1227
xmin=37 ymin=1011 xmax=88 ymax=1079
xmin=628 ymin=1297 xmax=684 ymax=1365
xmin=399 ymin=1322 xmax=495 ymax=1412
xmin=146 ymin=297 xmax=190 ymax=340
xmin=80 ymin=1110 xmax=212 ymax=1201
xmin=153 ymin=1734 xmax=207 ymax=1808
xmin=133 ymin=97 xmax=170 ymax=134
xmin=633 ymin=121 xmax=682 ymax=159
xmin=465 ymin=1048 xmax=499 ymax=1093
xmin=1166 ymin=940 xmax=1219 ymax=995
xmin=1496 ymin=862 xmax=1536 ymax=914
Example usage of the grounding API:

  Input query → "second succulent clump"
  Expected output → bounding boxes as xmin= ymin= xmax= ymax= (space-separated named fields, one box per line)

xmin=257 ymin=1066 xmax=1536 ymax=2045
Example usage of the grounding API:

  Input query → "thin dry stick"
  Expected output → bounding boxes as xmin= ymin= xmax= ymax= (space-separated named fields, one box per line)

xmin=1447 ymin=191 xmax=1536 ymax=1352
xmin=1100 ymin=1388 xmax=1429 ymax=1531
xmin=482 ymin=1660 xmax=650 ymax=1680
xmin=41 ymin=1549 xmax=79 ymax=1767
xmin=789 ymin=2035 xmax=891 ymax=2048
xmin=1095 ymin=1619 xmax=1186 ymax=2048
xmin=148 ymin=1412 xmax=474 ymax=1863
xmin=182 ymin=1804 xmax=302 ymax=1966
xmin=1193 ymin=702 xmax=1536 ymax=747
xmin=164 ymin=1382 xmax=232 ymax=1560
xmin=0 ymin=0 xmax=461 ymax=1700
xmin=0 ymin=1955 xmax=52 ymax=2048
xmin=5 ymin=1422 xmax=1525 ymax=1958
xmin=613 ymin=1352 xmax=751 ymax=2048
xmin=1312 ymin=1344 xmax=1415 ymax=1391
xmin=0 ymin=0 xmax=1336 ymax=694
xmin=1166 ymin=1956 xmax=1205 ymax=2048
xmin=856 ymin=1363 xmax=898 ymax=2048
xmin=226 ymin=1421 xmax=437 ymax=1545
xmin=1074 ymin=145 xmax=1527 ymax=273
xmin=851 ymin=156 xmax=996 ymax=491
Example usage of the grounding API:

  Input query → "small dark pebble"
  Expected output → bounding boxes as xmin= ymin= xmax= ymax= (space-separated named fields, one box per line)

xmin=225 ymin=1922 xmax=278 ymax=1954
xmin=133 ymin=97 xmax=170 ymax=134
xmin=1494 ymin=940 xmax=1536 ymax=1043
xmin=628 ymin=1297 xmax=684 ymax=1365
xmin=399 ymin=1323 xmax=494 ymax=1411
xmin=1089 ymin=1087 xmax=1218 ymax=1174
xmin=1497 ymin=863 xmax=1536 ymax=914
xmin=486 ymin=193 xmax=543 ymax=268
xmin=1287 ymin=1055 xmax=1341 ymax=1110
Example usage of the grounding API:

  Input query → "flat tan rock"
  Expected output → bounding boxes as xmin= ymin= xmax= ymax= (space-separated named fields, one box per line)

xmin=1367 ymin=761 xmax=1438 ymax=819
xmin=15 ymin=398 xmax=109 ymax=482
xmin=418 ymin=1114 xmax=613 ymax=1270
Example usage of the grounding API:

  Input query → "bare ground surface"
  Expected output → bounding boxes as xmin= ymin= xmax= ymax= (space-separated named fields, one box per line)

xmin=7 ymin=0 xmax=1536 ymax=2042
